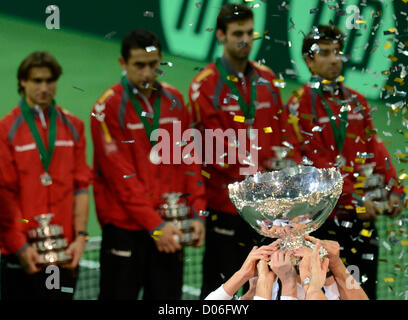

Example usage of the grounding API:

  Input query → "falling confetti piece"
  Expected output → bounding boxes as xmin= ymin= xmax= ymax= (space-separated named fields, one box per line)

xmin=227 ymin=75 xmax=239 ymax=82
xmin=143 ymin=11 xmax=154 ymax=17
xmin=73 ymin=86 xmax=84 ymax=92
xmin=354 ymin=183 xmax=365 ymax=189
xmin=399 ymin=173 xmax=408 ymax=180
xmin=382 ymin=241 xmax=391 ymax=251
xmin=360 ymin=229 xmax=372 ymax=237
xmin=123 ymin=174 xmax=137 ymax=179
xmin=384 ymin=278 xmax=395 ymax=283
xmin=104 ymin=31 xmax=117 ymax=39
xmin=184 ymin=171 xmax=196 ymax=176
xmin=141 ymin=111 xmax=154 ymax=118
xmin=153 ymin=230 xmax=163 ymax=236
xmin=233 ymin=115 xmax=245 ymax=123
xmin=199 ymin=210 xmax=210 ymax=217
xmin=362 ymin=253 xmax=374 ymax=260
xmin=401 ymin=240 xmax=408 ymax=246
xmin=351 ymin=248 xmax=357 ymax=254
xmin=356 ymin=20 xmax=366 ymax=24
xmin=211 ymin=214 xmax=218 ymax=221
xmin=356 ymin=207 xmax=367 ymax=214
xmin=121 ymin=140 xmax=135 ymax=143
xmin=388 ymin=55 xmax=398 ymax=62
xmin=342 ymin=166 xmax=354 ymax=173
xmin=61 ymin=287 xmax=74 ymax=293
xmin=263 ymin=127 xmax=273 ymax=133
xmin=384 ymin=43 xmax=392 ymax=50
xmin=145 ymin=46 xmax=157 ymax=53
xmin=201 ymin=170 xmax=210 ymax=179
xmin=18 ymin=218 xmax=29 ymax=224
xmin=355 ymin=158 xmax=366 ymax=164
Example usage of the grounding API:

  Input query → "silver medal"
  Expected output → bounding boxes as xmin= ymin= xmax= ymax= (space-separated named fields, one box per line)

xmin=40 ymin=172 xmax=52 ymax=186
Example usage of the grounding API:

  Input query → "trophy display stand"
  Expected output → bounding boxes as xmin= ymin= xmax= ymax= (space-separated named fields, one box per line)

xmin=28 ymin=213 xmax=71 ymax=266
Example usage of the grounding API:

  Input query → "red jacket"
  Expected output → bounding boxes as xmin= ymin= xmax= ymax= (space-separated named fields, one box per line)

xmin=188 ymin=58 xmax=301 ymax=214
xmin=287 ymin=84 xmax=403 ymax=218
xmin=91 ymin=80 xmax=206 ymax=232
xmin=0 ymin=102 xmax=92 ymax=254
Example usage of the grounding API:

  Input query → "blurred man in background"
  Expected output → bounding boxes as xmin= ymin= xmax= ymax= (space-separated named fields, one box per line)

xmin=91 ymin=30 xmax=206 ymax=300
xmin=0 ymin=51 xmax=92 ymax=299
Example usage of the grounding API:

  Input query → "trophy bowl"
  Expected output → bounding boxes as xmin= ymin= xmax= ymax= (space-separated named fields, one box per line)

xmin=228 ymin=165 xmax=343 ymax=264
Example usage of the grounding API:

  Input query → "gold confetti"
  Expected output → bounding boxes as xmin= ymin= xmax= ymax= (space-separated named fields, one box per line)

xmin=388 ymin=28 xmax=397 ymax=33
xmin=401 ymin=240 xmax=408 ymax=245
xmin=351 ymin=248 xmax=357 ymax=254
xmin=211 ymin=214 xmax=218 ymax=221
xmin=405 ymin=132 xmax=408 ymax=139
xmin=399 ymin=173 xmax=408 ymax=180
xmin=18 ymin=218 xmax=29 ymax=224
xmin=341 ymin=257 xmax=347 ymax=263
xmin=356 ymin=207 xmax=367 ymax=214
xmin=345 ymin=205 xmax=354 ymax=210
xmin=153 ymin=230 xmax=163 ymax=236
xmin=356 ymin=176 xmax=367 ymax=181
xmin=388 ymin=55 xmax=398 ymax=62
xmin=394 ymin=78 xmax=405 ymax=85
xmin=342 ymin=166 xmax=354 ymax=172
xmin=360 ymin=229 xmax=372 ymax=237
xmin=395 ymin=153 xmax=407 ymax=158
xmin=238 ymin=242 xmax=246 ymax=247
xmin=263 ymin=127 xmax=273 ymax=133
xmin=227 ymin=75 xmax=239 ymax=82
xmin=354 ymin=183 xmax=365 ymax=189
xmin=356 ymin=20 xmax=366 ymax=24
xmin=355 ymin=158 xmax=366 ymax=164
xmin=328 ymin=230 xmax=336 ymax=235
xmin=403 ymin=187 xmax=408 ymax=195
xmin=384 ymin=43 xmax=392 ymax=50
xmin=383 ymin=278 xmax=395 ymax=283
xmin=201 ymin=170 xmax=211 ymax=179
xmin=322 ymin=79 xmax=332 ymax=85
xmin=233 ymin=115 xmax=245 ymax=123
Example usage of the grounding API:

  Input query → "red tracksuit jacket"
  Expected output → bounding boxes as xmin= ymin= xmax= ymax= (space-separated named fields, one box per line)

xmin=286 ymin=84 xmax=403 ymax=218
xmin=0 ymin=102 xmax=92 ymax=254
xmin=188 ymin=58 xmax=301 ymax=214
xmin=91 ymin=80 xmax=206 ymax=232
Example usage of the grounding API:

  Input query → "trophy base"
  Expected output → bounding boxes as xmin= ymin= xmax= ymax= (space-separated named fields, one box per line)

xmin=274 ymin=235 xmax=328 ymax=266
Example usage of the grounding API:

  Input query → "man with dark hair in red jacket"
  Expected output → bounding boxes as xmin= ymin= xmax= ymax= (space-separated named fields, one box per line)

xmin=91 ymin=29 xmax=206 ymax=300
xmin=188 ymin=4 xmax=300 ymax=299
xmin=286 ymin=25 xmax=404 ymax=299
xmin=0 ymin=51 xmax=92 ymax=299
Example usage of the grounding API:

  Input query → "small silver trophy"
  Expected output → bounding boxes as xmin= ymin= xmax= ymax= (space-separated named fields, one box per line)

xmin=266 ymin=146 xmax=297 ymax=171
xmin=158 ymin=193 xmax=196 ymax=246
xmin=27 ymin=213 xmax=71 ymax=265
xmin=228 ymin=165 xmax=343 ymax=264
xmin=358 ymin=163 xmax=389 ymax=213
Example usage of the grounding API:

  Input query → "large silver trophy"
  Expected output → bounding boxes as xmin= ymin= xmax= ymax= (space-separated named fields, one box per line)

xmin=158 ymin=193 xmax=196 ymax=246
xmin=28 ymin=213 xmax=71 ymax=265
xmin=228 ymin=165 xmax=343 ymax=264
